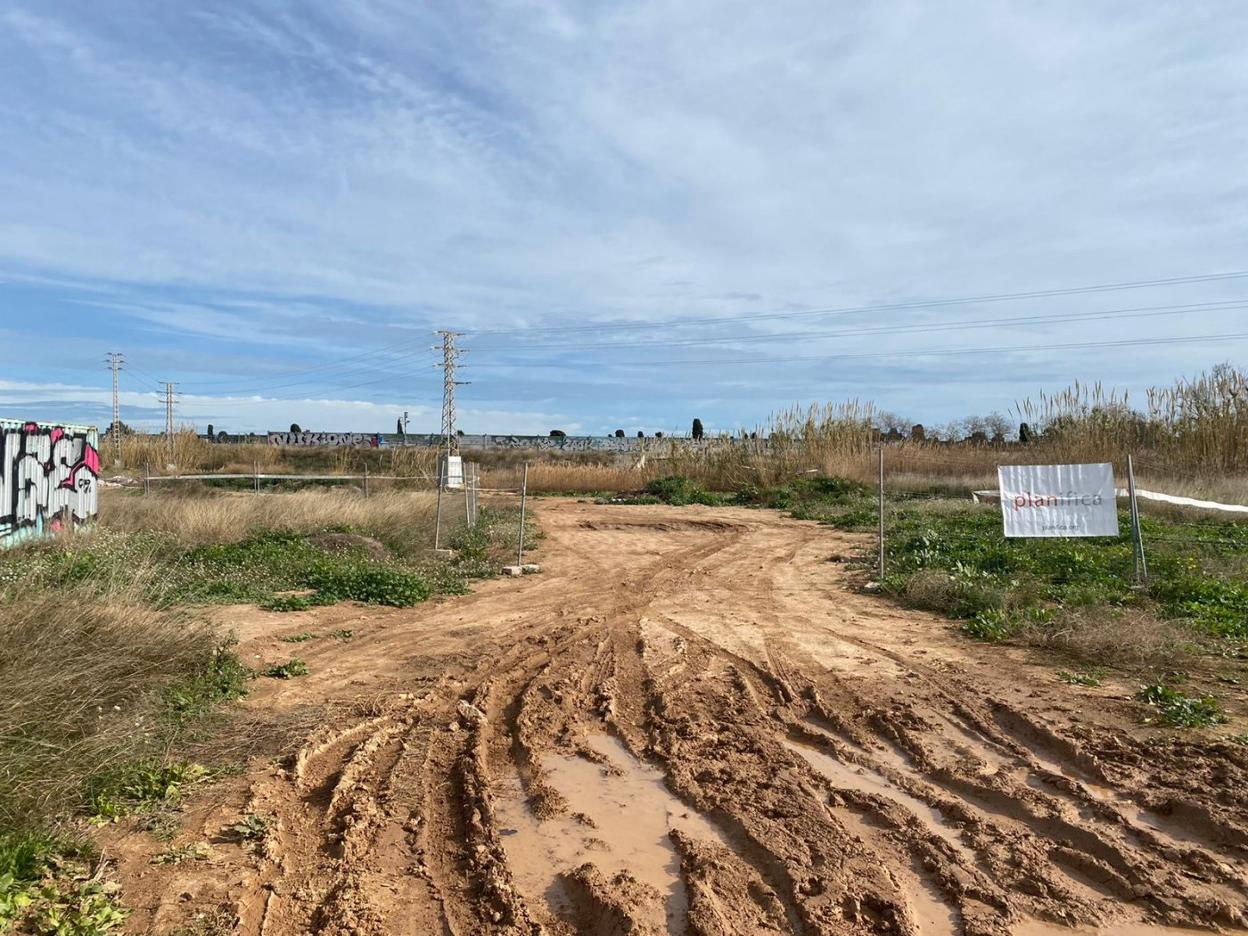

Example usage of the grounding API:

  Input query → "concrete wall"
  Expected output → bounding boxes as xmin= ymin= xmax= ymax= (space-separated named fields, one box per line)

xmin=260 ymin=432 xmax=684 ymax=452
xmin=1 ymin=420 xmax=100 ymax=548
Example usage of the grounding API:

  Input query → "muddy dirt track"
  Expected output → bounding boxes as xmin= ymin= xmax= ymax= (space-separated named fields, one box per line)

xmin=103 ymin=500 xmax=1248 ymax=936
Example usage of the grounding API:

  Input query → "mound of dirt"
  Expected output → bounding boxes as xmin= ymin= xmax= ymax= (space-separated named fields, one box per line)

xmin=307 ymin=531 xmax=390 ymax=562
xmin=578 ymin=518 xmax=745 ymax=533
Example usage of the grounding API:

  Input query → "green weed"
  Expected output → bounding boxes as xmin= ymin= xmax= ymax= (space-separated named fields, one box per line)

xmin=163 ymin=644 xmax=250 ymax=724
xmin=277 ymin=631 xmax=320 ymax=643
xmin=330 ymin=629 xmax=353 ymax=640
xmin=226 ymin=814 xmax=271 ymax=854
xmin=263 ymin=659 xmax=309 ymax=679
xmin=0 ymin=833 xmax=126 ymax=934
xmin=960 ymin=609 xmax=1016 ymax=642
xmin=87 ymin=761 xmax=208 ymax=821
xmin=1057 ymin=668 xmax=1107 ymax=687
xmin=1136 ymin=683 xmax=1228 ymax=728
xmin=150 ymin=842 xmax=213 ymax=865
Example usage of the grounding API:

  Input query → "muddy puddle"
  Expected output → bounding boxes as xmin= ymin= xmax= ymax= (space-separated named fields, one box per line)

xmin=1018 ymin=746 xmax=1213 ymax=853
xmin=1013 ymin=920 xmax=1215 ymax=936
xmin=494 ymin=734 xmax=729 ymax=932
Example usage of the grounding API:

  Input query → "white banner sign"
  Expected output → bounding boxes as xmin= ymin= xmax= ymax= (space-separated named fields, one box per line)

xmin=997 ymin=463 xmax=1119 ymax=538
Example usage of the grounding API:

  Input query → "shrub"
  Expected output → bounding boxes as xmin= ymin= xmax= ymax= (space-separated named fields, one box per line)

xmin=643 ymin=476 xmax=725 ymax=506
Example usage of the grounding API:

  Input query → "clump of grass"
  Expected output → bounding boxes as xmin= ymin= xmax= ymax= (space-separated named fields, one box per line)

xmin=263 ymin=659 xmax=309 ymax=679
xmin=330 ymin=629 xmax=354 ymax=641
xmin=260 ymin=593 xmax=334 ymax=612
xmin=100 ymin=488 xmax=439 ymax=557
xmin=960 ymin=609 xmax=1016 ymax=642
xmin=642 ymin=476 xmax=728 ymax=506
xmin=86 ymin=761 xmax=209 ymax=821
xmin=0 ymin=576 xmax=238 ymax=830
xmin=1057 ymin=668 xmax=1106 ymax=687
xmin=166 ymin=905 xmax=238 ymax=936
xmin=150 ymin=842 xmax=214 ymax=865
xmin=278 ymin=632 xmax=319 ymax=643
xmin=1136 ymin=683 xmax=1228 ymax=728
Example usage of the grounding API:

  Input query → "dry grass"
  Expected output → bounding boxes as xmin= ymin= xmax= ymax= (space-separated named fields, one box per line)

xmin=100 ymin=488 xmax=441 ymax=550
xmin=1017 ymin=607 xmax=1201 ymax=672
xmin=111 ymin=431 xmax=440 ymax=478
xmin=0 ymin=570 xmax=223 ymax=827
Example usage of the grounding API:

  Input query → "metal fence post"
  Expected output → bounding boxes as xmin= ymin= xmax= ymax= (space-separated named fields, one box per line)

xmin=469 ymin=463 xmax=479 ymax=526
xmin=434 ymin=459 xmax=445 ymax=550
xmin=363 ymin=464 xmax=370 ymax=498
xmin=516 ymin=462 xmax=529 ymax=567
xmin=143 ymin=463 xmax=150 ymax=496
xmin=1126 ymin=453 xmax=1148 ymax=585
xmin=253 ymin=461 xmax=259 ymax=494
xmin=877 ymin=445 xmax=886 ymax=580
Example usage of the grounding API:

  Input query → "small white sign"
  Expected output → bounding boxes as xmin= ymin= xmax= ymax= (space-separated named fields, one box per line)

xmin=442 ymin=454 xmax=464 ymax=489
xmin=997 ymin=463 xmax=1119 ymax=538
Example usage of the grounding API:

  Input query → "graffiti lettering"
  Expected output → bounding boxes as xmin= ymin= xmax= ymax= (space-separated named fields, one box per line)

xmin=267 ymin=432 xmax=380 ymax=448
xmin=1 ymin=421 xmax=100 ymax=547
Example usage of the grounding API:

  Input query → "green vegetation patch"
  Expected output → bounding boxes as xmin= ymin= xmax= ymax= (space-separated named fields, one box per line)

xmin=1136 ymin=682 xmax=1228 ymax=728
xmin=0 ymin=832 xmax=127 ymax=934
xmin=263 ymin=659 xmax=309 ymax=679
xmin=86 ymin=761 xmax=209 ymax=822
xmin=832 ymin=495 xmax=1248 ymax=640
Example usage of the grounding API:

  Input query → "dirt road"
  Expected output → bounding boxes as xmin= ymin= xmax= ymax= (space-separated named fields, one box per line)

xmin=104 ymin=500 xmax=1248 ymax=936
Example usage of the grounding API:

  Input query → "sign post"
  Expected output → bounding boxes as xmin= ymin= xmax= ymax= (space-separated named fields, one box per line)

xmin=997 ymin=463 xmax=1118 ymax=538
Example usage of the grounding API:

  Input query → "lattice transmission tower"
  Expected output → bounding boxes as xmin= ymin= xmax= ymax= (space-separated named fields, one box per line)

xmin=436 ymin=331 xmax=467 ymax=458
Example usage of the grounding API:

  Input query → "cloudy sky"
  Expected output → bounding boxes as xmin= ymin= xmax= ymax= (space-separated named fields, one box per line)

xmin=2 ymin=1 xmax=1246 ymax=436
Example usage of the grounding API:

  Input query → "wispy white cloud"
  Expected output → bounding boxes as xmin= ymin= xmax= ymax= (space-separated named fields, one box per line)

xmin=2 ymin=0 xmax=1247 ymax=431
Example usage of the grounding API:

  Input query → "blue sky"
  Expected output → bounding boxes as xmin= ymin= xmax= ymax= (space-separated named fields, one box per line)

xmin=2 ymin=1 xmax=1247 ymax=436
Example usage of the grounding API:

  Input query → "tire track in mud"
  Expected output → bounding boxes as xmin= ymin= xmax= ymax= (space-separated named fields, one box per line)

xmin=111 ymin=503 xmax=1248 ymax=936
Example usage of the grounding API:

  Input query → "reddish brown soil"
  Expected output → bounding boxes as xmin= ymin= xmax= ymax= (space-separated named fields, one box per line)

xmin=95 ymin=500 xmax=1248 ymax=936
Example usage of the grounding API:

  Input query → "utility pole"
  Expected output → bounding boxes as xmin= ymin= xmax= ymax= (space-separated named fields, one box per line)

xmin=435 ymin=331 xmax=469 ymax=486
xmin=163 ymin=381 xmax=177 ymax=466
xmin=105 ymin=352 xmax=124 ymax=466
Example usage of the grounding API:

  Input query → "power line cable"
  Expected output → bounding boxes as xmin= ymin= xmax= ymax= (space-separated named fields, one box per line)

xmin=469 ymin=299 xmax=1248 ymax=354
xmin=464 ymin=269 xmax=1248 ymax=338
xmin=178 ymin=330 xmax=434 ymax=390
xmin=172 ymin=270 xmax=1248 ymax=396
xmin=460 ymin=330 xmax=1248 ymax=370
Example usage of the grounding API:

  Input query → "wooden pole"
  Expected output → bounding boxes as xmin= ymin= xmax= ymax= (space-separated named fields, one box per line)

xmin=516 ymin=462 xmax=529 ymax=567
xmin=363 ymin=464 xmax=370 ymax=498
xmin=143 ymin=463 xmax=150 ymax=496
xmin=253 ymin=461 xmax=259 ymax=494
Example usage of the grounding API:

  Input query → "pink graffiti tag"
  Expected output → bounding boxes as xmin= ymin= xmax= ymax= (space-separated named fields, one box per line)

xmin=61 ymin=443 xmax=101 ymax=492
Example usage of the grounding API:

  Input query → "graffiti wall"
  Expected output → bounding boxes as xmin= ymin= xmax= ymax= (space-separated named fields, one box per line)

xmin=266 ymin=432 xmax=381 ymax=447
xmin=251 ymin=431 xmax=763 ymax=452
xmin=0 ymin=420 xmax=100 ymax=548
xmin=263 ymin=432 xmax=649 ymax=451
